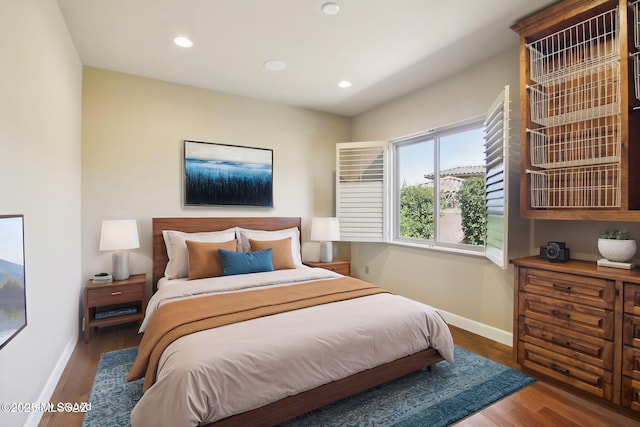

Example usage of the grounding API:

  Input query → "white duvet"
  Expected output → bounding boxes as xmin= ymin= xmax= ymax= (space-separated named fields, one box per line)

xmin=131 ymin=268 xmax=454 ymax=427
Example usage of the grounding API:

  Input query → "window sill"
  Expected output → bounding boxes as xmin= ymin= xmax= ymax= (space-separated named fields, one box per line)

xmin=388 ymin=239 xmax=485 ymax=258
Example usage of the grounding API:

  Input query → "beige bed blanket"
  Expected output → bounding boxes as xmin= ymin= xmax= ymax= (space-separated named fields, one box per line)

xmin=127 ymin=276 xmax=387 ymax=391
xmin=130 ymin=269 xmax=454 ymax=426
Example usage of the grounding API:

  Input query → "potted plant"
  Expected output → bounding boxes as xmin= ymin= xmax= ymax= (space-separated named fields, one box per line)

xmin=598 ymin=229 xmax=637 ymax=262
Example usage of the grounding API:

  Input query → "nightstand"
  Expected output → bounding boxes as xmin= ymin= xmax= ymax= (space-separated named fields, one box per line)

xmin=304 ymin=260 xmax=350 ymax=276
xmin=84 ymin=273 xmax=146 ymax=343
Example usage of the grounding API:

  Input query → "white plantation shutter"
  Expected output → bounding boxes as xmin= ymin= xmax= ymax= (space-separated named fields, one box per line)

xmin=484 ymin=86 xmax=510 ymax=269
xmin=336 ymin=141 xmax=387 ymax=242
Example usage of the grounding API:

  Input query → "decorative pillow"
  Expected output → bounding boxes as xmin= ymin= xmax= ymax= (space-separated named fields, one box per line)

xmin=249 ymin=237 xmax=295 ymax=270
xmin=162 ymin=228 xmax=236 ymax=279
xmin=185 ymin=239 xmax=237 ymax=280
xmin=218 ymin=248 xmax=274 ymax=276
xmin=236 ymin=227 xmax=302 ymax=267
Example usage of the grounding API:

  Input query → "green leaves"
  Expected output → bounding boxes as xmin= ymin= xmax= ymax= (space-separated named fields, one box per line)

xmin=458 ymin=177 xmax=487 ymax=245
xmin=399 ymin=177 xmax=486 ymax=246
xmin=400 ymin=185 xmax=435 ymax=239
xmin=600 ymin=229 xmax=631 ymax=240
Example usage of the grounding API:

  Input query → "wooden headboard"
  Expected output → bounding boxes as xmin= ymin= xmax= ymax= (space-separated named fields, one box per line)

xmin=152 ymin=217 xmax=302 ymax=292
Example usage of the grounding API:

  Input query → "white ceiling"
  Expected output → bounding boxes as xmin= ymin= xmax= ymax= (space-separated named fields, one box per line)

xmin=56 ymin=0 xmax=557 ymax=117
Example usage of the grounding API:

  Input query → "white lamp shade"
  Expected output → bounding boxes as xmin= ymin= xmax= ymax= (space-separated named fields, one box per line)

xmin=310 ymin=217 xmax=340 ymax=242
xmin=99 ymin=220 xmax=140 ymax=251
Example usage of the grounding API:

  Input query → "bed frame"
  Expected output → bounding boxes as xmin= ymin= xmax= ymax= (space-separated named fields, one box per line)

xmin=151 ymin=216 xmax=445 ymax=427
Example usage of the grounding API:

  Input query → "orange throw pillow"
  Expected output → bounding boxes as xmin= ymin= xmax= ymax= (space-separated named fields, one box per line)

xmin=249 ymin=237 xmax=295 ymax=270
xmin=186 ymin=239 xmax=237 ymax=280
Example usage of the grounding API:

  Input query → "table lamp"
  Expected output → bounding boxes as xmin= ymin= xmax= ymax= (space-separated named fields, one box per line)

xmin=311 ymin=217 xmax=340 ymax=263
xmin=99 ymin=219 xmax=140 ymax=281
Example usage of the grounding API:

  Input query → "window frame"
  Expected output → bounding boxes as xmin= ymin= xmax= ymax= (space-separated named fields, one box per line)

xmin=335 ymin=85 xmax=510 ymax=268
xmin=389 ymin=117 xmax=486 ymax=255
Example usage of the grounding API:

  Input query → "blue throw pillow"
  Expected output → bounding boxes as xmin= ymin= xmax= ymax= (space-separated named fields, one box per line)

xmin=218 ymin=248 xmax=274 ymax=276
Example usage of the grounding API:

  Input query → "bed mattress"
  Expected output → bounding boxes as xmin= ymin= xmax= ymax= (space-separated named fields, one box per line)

xmin=130 ymin=268 xmax=454 ymax=427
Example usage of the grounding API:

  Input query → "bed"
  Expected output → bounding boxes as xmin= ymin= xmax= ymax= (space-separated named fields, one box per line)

xmin=128 ymin=217 xmax=454 ymax=427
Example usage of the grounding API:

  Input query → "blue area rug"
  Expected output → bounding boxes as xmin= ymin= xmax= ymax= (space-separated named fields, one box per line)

xmin=82 ymin=346 xmax=534 ymax=427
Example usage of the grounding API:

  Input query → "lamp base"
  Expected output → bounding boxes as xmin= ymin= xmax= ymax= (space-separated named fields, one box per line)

xmin=319 ymin=241 xmax=333 ymax=263
xmin=112 ymin=251 xmax=130 ymax=281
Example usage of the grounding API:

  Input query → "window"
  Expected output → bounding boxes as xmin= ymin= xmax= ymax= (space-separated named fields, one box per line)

xmin=393 ymin=123 xmax=486 ymax=251
xmin=336 ymin=86 xmax=510 ymax=268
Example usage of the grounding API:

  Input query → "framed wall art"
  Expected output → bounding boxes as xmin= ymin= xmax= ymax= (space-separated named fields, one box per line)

xmin=0 ymin=214 xmax=26 ymax=350
xmin=184 ymin=140 xmax=273 ymax=207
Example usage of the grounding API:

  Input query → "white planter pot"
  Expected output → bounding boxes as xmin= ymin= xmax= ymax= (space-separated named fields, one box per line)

xmin=597 ymin=238 xmax=637 ymax=262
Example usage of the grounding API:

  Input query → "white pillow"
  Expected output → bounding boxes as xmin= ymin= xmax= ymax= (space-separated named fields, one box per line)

xmin=163 ymin=228 xmax=236 ymax=279
xmin=236 ymin=227 xmax=302 ymax=267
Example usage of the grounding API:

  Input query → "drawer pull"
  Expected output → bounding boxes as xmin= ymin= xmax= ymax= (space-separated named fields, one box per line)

xmin=111 ymin=291 xmax=122 ymax=296
xmin=552 ymin=283 xmax=572 ymax=292
xmin=551 ymin=310 xmax=571 ymax=319
xmin=551 ymin=364 xmax=570 ymax=375
xmin=551 ymin=337 xmax=571 ymax=347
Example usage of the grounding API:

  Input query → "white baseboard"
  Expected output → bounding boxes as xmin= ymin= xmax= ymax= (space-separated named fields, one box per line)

xmin=437 ymin=309 xmax=513 ymax=347
xmin=23 ymin=335 xmax=77 ymax=427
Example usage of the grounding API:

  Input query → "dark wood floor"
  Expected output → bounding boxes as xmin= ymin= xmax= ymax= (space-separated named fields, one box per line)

xmin=39 ymin=324 xmax=640 ymax=427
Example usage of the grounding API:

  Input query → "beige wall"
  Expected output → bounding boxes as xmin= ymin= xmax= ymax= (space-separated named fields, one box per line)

xmin=81 ymin=68 xmax=350 ymax=295
xmin=0 ymin=1 xmax=82 ymax=426
xmin=351 ymin=46 xmax=640 ymax=340
xmin=350 ymin=48 xmax=528 ymax=340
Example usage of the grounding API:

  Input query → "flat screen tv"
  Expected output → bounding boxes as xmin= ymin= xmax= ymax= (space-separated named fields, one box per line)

xmin=0 ymin=214 xmax=26 ymax=350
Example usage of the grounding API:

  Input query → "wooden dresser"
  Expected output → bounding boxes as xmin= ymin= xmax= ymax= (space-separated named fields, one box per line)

xmin=512 ymin=256 xmax=640 ymax=413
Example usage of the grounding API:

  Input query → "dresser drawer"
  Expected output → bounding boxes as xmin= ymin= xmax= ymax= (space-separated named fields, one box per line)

xmin=520 ymin=292 xmax=614 ymax=340
xmin=522 ymin=268 xmax=614 ymax=310
xmin=623 ymin=314 xmax=640 ymax=349
xmin=519 ymin=341 xmax=612 ymax=400
xmin=623 ymin=345 xmax=640 ymax=380
xmin=87 ymin=283 xmax=143 ymax=306
xmin=625 ymin=283 xmax=640 ymax=316
xmin=519 ymin=317 xmax=613 ymax=368
xmin=622 ymin=377 xmax=640 ymax=412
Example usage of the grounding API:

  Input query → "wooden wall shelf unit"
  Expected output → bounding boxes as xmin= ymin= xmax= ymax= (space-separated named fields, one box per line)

xmin=512 ymin=256 xmax=640 ymax=415
xmin=512 ymin=0 xmax=640 ymax=221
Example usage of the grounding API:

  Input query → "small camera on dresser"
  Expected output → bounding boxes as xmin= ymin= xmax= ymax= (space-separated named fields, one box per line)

xmin=539 ymin=241 xmax=570 ymax=262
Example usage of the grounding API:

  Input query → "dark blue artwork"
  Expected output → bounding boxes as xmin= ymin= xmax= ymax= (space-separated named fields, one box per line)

xmin=184 ymin=141 xmax=273 ymax=206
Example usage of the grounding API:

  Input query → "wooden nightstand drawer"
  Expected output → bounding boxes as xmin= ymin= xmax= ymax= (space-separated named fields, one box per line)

xmin=304 ymin=260 xmax=350 ymax=276
xmin=87 ymin=283 xmax=143 ymax=306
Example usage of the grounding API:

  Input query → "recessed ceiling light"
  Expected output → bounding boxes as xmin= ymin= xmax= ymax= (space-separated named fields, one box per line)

xmin=338 ymin=80 xmax=352 ymax=88
xmin=174 ymin=36 xmax=193 ymax=48
xmin=173 ymin=36 xmax=193 ymax=47
xmin=264 ymin=60 xmax=287 ymax=71
xmin=321 ymin=2 xmax=340 ymax=15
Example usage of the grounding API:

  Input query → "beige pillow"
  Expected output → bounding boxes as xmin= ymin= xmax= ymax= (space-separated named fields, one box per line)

xmin=186 ymin=239 xmax=237 ymax=280
xmin=163 ymin=228 xmax=236 ymax=279
xmin=237 ymin=227 xmax=302 ymax=267
xmin=249 ymin=237 xmax=295 ymax=270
